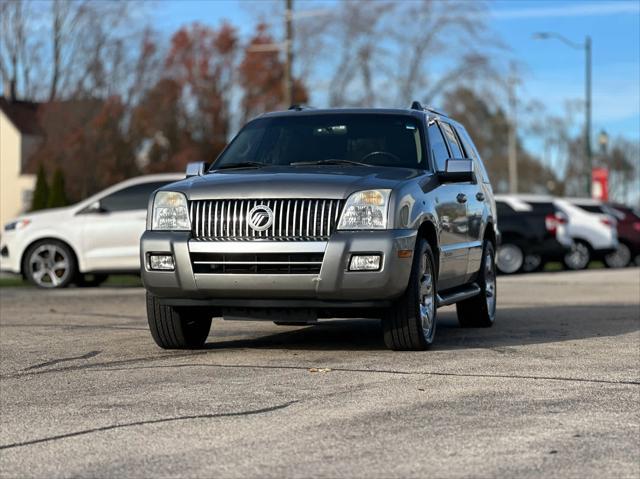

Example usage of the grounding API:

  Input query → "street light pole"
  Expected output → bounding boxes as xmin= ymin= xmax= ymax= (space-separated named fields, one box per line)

xmin=507 ymin=63 xmax=518 ymax=194
xmin=584 ymin=35 xmax=592 ymax=197
xmin=533 ymin=32 xmax=593 ymax=197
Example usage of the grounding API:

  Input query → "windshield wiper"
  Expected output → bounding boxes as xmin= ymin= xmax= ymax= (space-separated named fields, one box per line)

xmin=290 ymin=159 xmax=372 ymax=167
xmin=213 ymin=161 xmax=267 ymax=170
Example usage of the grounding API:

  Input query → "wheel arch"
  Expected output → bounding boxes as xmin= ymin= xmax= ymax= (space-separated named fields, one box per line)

xmin=483 ymin=222 xmax=497 ymax=248
xmin=417 ymin=221 xmax=439 ymax=276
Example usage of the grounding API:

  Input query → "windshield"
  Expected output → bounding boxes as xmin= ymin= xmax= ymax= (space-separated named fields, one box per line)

xmin=212 ymin=114 xmax=426 ymax=170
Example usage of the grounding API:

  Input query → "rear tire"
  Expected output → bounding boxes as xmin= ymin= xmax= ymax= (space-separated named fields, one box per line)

xmin=457 ymin=241 xmax=497 ymax=328
xmin=563 ymin=241 xmax=591 ymax=270
xmin=382 ymin=238 xmax=437 ymax=351
xmin=146 ymin=293 xmax=212 ymax=349
xmin=604 ymin=242 xmax=632 ymax=268
xmin=76 ymin=273 xmax=109 ymax=287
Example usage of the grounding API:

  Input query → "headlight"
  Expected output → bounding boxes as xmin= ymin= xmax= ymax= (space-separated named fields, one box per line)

xmin=4 ymin=219 xmax=31 ymax=232
xmin=338 ymin=189 xmax=391 ymax=230
xmin=151 ymin=191 xmax=190 ymax=231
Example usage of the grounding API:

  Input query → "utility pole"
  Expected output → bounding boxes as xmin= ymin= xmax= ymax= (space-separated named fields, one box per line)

xmin=507 ymin=63 xmax=518 ymax=194
xmin=584 ymin=35 xmax=592 ymax=197
xmin=533 ymin=32 xmax=593 ymax=197
xmin=283 ymin=0 xmax=294 ymax=107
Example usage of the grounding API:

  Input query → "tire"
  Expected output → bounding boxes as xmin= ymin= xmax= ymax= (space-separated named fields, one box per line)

xmin=382 ymin=238 xmax=437 ymax=351
xmin=457 ymin=241 xmax=497 ymax=328
xmin=604 ymin=242 xmax=632 ymax=269
xmin=146 ymin=293 xmax=212 ymax=349
xmin=522 ymin=254 xmax=543 ymax=273
xmin=22 ymin=239 xmax=77 ymax=289
xmin=76 ymin=273 xmax=109 ymax=287
xmin=563 ymin=241 xmax=591 ymax=270
xmin=496 ymin=243 xmax=524 ymax=274
xmin=273 ymin=321 xmax=310 ymax=326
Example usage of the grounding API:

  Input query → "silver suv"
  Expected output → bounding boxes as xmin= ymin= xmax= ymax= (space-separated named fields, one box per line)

xmin=141 ymin=103 xmax=498 ymax=351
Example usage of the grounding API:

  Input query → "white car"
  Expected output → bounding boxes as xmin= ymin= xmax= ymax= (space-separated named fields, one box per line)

xmin=0 ymin=174 xmax=182 ymax=288
xmin=554 ymin=198 xmax=618 ymax=270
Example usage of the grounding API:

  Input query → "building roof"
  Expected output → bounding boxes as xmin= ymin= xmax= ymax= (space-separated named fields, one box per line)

xmin=0 ymin=97 xmax=42 ymax=136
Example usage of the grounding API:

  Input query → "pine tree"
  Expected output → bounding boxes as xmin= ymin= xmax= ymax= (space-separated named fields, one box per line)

xmin=30 ymin=164 xmax=49 ymax=211
xmin=47 ymin=168 xmax=68 ymax=208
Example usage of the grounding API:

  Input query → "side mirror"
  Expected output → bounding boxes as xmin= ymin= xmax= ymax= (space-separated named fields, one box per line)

xmin=186 ymin=161 xmax=210 ymax=178
xmin=437 ymin=159 xmax=475 ymax=183
xmin=84 ymin=201 xmax=107 ymax=214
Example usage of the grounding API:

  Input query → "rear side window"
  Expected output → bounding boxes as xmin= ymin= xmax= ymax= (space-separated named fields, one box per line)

xmin=426 ymin=122 xmax=450 ymax=171
xmin=440 ymin=122 xmax=464 ymax=158
xmin=100 ymin=181 xmax=172 ymax=212
xmin=456 ymin=126 xmax=491 ymax=184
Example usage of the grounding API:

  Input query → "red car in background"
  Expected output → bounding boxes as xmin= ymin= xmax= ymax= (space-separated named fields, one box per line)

xmin=605 ymin=204 xmax=640 ymax=268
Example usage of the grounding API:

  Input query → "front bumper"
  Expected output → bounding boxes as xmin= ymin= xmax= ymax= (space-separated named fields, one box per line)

xmin=141 ymin=230 xmax=417 ymax=305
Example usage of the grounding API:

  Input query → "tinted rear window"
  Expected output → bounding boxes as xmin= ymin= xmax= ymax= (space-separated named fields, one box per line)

xmin=575 ymin=204 xmax=605 ymax=214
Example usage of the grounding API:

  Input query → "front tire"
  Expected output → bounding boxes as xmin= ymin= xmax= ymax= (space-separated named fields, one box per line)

xmin=382 ymin=238 xmax=437 ymax=351
xmin=23 ymin=239 xmax=77 ymax=289
xmin=457 ymin=241 xmax=497 ymax=328
xmin=146 ymin=293 xmax=212 ymax=349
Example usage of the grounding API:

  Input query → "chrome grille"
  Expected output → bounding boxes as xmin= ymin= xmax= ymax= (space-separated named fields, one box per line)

xmin=189 ymin=199 xmax=344 ymax=241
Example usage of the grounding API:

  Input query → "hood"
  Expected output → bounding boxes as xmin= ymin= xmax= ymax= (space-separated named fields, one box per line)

xmin=164 ymin=165 xmax=427 ymax=200
xmin=13 ymin=206 xmax=74 ymax=224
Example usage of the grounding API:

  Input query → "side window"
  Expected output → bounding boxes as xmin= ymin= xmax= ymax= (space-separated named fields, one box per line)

xmin=457 ymin=126 xmax=491 ymax=184
xmin=100 ymin=181 xmax=172 ymax=212
xmin=426 ymin=121 xmax=450 ymax=171
xmin=440 ymin=122 xmax=464 ymax=158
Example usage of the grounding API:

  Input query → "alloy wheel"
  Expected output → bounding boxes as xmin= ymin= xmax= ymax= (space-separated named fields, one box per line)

xmin=484 ymin=249 xmax=497 ymax=316
xmin=418 ymin=253 xmax=436 ymax=341
xmin=28 ymin=244 xmax=70 ymax=288
xmin=605 ymin=243 xmax=631 ymax=268
xmin=564 ymin=243 xmax=590 ymax=270
xmin=496 ymin=244 xmax=523 ymax=274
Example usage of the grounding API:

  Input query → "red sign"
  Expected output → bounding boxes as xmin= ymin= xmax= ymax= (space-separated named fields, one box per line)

xmin=591 ymin=167 xmax=609 ymax=201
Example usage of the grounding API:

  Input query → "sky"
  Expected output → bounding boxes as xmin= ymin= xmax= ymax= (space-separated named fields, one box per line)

xmin=151 ymin=0 xmax=640 ymax=144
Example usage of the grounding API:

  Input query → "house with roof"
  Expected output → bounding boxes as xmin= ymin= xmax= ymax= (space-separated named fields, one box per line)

xmin=0 ymin=97 xmax=42 ymax=228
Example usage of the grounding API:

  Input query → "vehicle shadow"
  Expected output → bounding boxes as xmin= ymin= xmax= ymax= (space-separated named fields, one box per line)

xmin=201 ymin=303 xmax=640 ymax=352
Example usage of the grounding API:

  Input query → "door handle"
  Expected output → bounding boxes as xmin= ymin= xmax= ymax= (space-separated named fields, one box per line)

xmin=456 ymin=193 xmax=467 ymax=204
xmin=476 ymin=192 xmax=485 ymax=201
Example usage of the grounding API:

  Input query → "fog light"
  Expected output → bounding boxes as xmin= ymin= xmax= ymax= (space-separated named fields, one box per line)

xmin=349 ymin=254 xmax=381 ymax=271
xmin=149 ymin=254 xmax=175 ymax=271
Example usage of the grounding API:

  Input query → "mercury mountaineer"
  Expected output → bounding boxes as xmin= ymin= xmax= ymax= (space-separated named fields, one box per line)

xmin=140 ymin=102 xmax=498 ymax=351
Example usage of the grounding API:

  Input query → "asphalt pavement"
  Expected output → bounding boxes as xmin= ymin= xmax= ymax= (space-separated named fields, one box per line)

xmin=0 ymin=268 xmax=639 ymax=478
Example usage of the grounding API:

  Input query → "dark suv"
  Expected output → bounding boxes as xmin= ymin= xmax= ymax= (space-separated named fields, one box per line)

xmin=495 ymin=195 xmax=573 ymax=273
xmin=141 ymin=103 xmax=498 ymax=351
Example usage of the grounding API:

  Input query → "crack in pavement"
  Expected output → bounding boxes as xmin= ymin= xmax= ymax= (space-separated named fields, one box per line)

xmin=94 ymin=362 xmax=640 ymax=386
xmin=1 ymin=351 xmax=213 ymax=379
xmin=0 ymin=401 xmax=297 ymax=451
xmin=4 ymin=352 xmax=638 ymax=386
xmin=23 ymin=351 xmax=102 ymax=371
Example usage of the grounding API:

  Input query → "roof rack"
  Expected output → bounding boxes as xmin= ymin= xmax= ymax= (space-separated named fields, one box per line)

xmin=410 ymin=101 xmax=448 ymax=118
xmin=288 ymin=104 xmax=315 ymax=111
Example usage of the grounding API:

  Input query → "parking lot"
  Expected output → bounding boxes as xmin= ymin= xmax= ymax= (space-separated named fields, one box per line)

xmin=0 ymin=268 xmax=638 ymax=478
